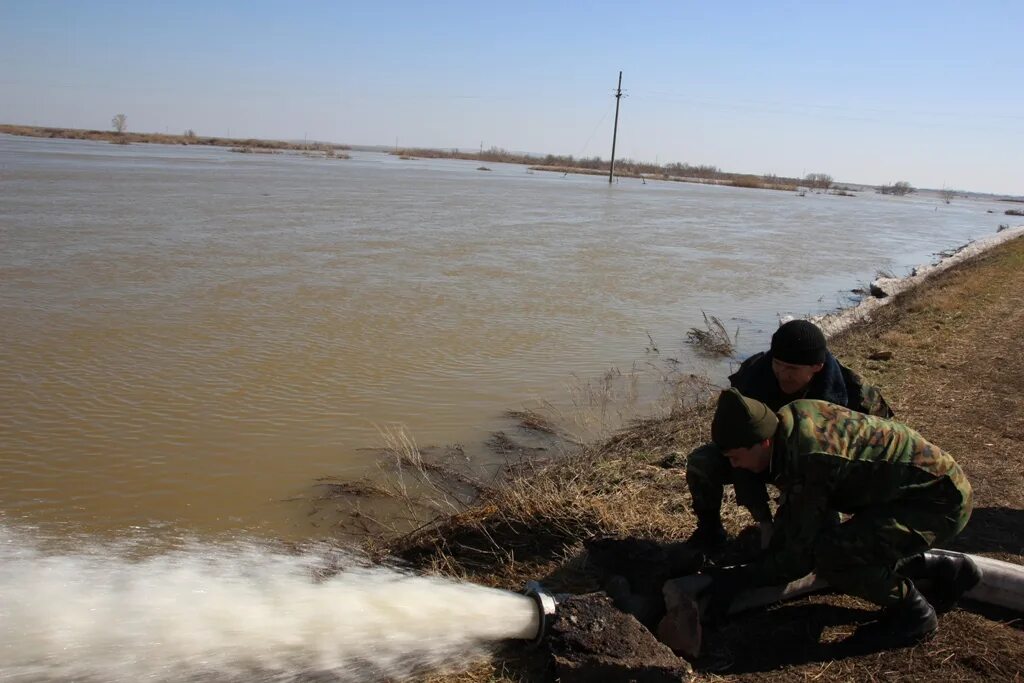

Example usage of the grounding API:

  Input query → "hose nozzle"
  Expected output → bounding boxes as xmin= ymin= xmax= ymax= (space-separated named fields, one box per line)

xmin=523 ymin=580 xmax=559 ymax=645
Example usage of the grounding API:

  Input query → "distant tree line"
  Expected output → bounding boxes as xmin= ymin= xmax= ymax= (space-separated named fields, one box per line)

xmin=392 ymin=146 xmax=809 ymax=189
xmin=803 ymin=173 xmax=833 ymax=190
xmin=879 ymin=181 xmax=915 ymax=196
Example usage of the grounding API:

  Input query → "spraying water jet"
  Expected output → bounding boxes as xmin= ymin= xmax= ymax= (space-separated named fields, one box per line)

xmin=0 ymin=527 xmax=573 ymax=682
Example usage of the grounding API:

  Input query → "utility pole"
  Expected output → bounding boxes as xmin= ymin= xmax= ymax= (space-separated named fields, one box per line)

xmin=608 ymin=70 xmax=623 ymax=184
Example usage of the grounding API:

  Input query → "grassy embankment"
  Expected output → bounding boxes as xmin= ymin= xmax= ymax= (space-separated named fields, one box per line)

xmin=0 ymin=124 xmax=351 ymax=155
xmin=391 ymin=147 xmax=804 ymax=191
xmin=371 ymin=234 xmax=1024 ymax=682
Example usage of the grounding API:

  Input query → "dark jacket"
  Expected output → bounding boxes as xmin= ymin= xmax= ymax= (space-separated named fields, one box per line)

xmin=729 ymin=351 xmax=893 ymax=417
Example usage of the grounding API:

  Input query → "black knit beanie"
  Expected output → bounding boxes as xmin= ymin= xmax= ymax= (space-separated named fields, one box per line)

xmin=770 ymin=320 xmax=827 ymax=366
xmin=711 ymin=388 xmax=779 ymax=450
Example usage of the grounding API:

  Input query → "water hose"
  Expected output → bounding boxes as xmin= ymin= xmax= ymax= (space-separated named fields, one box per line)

xmin=659 ymin=549 xmax=1024 ymax=657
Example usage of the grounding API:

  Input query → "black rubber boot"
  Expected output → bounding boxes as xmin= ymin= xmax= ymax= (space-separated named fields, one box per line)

xmin=845 ymin=583 xmax=938 ymax=650
xmin=686 ymin=513 xmax=727 ymax=550
xmin=921 ymin=551 xmax=982 ymax=612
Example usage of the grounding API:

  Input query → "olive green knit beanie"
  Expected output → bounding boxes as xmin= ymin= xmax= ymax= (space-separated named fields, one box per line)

xmin=711 ymin=388 xmax=778 ymax=450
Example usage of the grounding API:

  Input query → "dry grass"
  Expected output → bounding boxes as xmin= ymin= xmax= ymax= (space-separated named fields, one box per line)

xmin=729 ymin=174 xmax=795 ymax=190
xmin=562 ymin=365 xmax=644 ymax=437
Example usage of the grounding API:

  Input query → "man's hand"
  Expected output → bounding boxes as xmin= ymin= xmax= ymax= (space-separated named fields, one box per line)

xmin=701 ymin=565 xmax=752 ymax=625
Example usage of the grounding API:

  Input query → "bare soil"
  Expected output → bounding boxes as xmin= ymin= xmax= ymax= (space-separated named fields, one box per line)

xmin=547 ymin=593 xmax=693 ymax=682
xmin=400 ymin=235 xmax=1024 ymax=682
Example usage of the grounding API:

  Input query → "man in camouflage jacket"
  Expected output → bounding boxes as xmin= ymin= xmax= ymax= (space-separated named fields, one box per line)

xmin=686 ymin=319 xmax=892 ymax=548
xmin=702 ymin=389 xmax=976 ymax=646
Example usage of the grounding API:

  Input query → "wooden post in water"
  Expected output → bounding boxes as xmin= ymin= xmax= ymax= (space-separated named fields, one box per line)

xmin=608 ymin=71 xmax=623 ymax=184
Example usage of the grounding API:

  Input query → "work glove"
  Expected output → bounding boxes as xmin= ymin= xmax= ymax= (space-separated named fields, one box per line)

xmin=701 ymin=565 xmax=752 ymax=626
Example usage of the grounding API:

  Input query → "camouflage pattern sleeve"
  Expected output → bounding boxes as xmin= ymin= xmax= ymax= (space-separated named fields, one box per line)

xmin=840 ymin=364 xmax=895 ymax=418
xmin=857 ymin=380 xmax=894 ymax=418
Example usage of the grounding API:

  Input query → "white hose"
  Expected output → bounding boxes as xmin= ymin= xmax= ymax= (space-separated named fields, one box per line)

xmin=663 ymin=550 xmax=1024 ymax=615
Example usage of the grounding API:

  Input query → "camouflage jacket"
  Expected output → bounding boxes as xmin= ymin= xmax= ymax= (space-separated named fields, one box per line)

xmin=730 ymin=351 xmax=893 ymax=417
xmin=750 ymin=400 xmax=972 ymax=586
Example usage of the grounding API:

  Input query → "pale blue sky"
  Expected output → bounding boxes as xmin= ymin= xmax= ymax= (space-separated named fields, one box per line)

xmin=1 ymin=1 xmax=1021 ymax=193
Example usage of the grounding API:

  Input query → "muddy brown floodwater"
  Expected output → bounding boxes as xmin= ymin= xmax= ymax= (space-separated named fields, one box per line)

xmin=0 ymin=133 xmax=1011 ymax=541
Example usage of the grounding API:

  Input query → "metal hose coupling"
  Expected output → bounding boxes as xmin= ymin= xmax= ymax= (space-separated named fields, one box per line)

xmin=523 ymin=580 xmax=560 ymax=645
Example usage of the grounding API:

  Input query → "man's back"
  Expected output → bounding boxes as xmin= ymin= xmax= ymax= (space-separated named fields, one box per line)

xmin=773 ymin=400 xmax=970 ymax=511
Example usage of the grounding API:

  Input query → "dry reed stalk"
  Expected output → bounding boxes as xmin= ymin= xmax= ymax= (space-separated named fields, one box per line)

xmin=686 ymin=311 xmax=738 ymax=357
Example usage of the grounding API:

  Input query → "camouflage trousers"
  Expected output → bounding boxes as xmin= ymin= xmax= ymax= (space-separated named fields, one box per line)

xmin=812 ymin=477 xmax=972 ymax=607
xmin=685 ymin=443 xmax=773 ymax=522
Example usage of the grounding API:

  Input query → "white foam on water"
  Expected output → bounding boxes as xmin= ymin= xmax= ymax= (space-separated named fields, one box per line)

xmin=0 ymin=526 xmax=539 ymax=681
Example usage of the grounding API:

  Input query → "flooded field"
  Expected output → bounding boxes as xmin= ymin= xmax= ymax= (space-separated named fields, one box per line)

xmin=0 ymin=134 xmax=1010 ymax=540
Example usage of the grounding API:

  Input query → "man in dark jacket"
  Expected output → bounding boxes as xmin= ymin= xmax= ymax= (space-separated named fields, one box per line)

xmin=686 ymin=319 xmax=892 ymax=548
xmin=700 ymin=389 xmax=976 ymax=646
